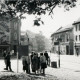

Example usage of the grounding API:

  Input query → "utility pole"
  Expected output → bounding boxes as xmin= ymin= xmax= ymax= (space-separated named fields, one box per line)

xmin=26 ymin=33 xmax=29 ymax=56
xmin=58 ymin=43 xmax=60 ymax=68
xmin=57 ymin=38 xmax=62 ymax=68
xmin=28 ymin=37 xmax=29 ymax=56
xmin=17 ymin=51 xmax=19 ymax=73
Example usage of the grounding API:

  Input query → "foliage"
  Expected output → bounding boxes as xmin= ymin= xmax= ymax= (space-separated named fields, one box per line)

xmin=22 ymin=30 xmax=50 ymax=52
xmin=0 ymin=0 xmax=77 ymax=26
xmin=0 ymin=0 xmax=77 ymax=17
xmin=34 ymin=17 xmax=44 ymax=26
xmin=35 ymin=33 xmax=45 ymax=52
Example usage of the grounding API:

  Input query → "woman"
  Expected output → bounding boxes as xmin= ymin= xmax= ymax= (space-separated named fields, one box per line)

xmin=32 ymin=53 xmax=39 ymax=74
xmin=40 ymin=53 xmax=47 ymax=75
xmin=22 ymin=56 xmax=26 ymax=72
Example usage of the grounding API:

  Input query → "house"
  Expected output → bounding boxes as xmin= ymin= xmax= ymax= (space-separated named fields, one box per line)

xmin=51 ymin=24 xmax=74 ymax=55
xmin=73 ymin=18 xmax=80 ymax=56
xmin=51 ymin=17 xmax=80 ymax=56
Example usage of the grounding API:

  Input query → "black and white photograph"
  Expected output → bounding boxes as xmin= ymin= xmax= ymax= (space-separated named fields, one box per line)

xmin=0 ymin=0 xmax=80 ymax=80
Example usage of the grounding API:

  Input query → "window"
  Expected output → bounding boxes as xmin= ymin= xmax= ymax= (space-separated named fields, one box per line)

xmin=66 ymin=35 xmax=69 ymax=42
xmin=14 ymin=32 xmax=17 ymax=40
xmin=76 ymin=36 xmax=77 ymax=41
xmin=14 ymin=22 xmax=17 ymax=30
xmin=75 ymin=25 xmax=77 ymax=31
xmin=79 ymin=24 xmax=80 ymax=31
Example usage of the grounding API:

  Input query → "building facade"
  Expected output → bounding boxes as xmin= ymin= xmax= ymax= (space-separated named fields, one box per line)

xmin=51 ymin=25 xmax=74 ymax=55
xmin=10 ymin=17 xmax=21 ymax=55
xmin=0 ymin=15 xmax=21 ymax=56
xmin=51 ymin=18 xmax=80 ymax=56
xmin=73 ymin=18 xmax=80 ymax=56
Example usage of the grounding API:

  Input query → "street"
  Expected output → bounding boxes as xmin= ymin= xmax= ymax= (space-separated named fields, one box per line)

xmin=50 ymin=53 xmax=80 ymax=71
xmin=48 ymin=53 xmax=80 ymax=80
xmin=0 ymin=53 xmax=80 ymax=80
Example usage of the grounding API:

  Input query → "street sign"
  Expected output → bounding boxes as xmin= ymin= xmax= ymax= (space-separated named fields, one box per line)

xmin=54 ymin=41 xmax=59 ymax=45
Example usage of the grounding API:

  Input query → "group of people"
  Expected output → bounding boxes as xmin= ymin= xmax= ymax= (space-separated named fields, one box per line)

xmin=22 ymin=51 xmax=50 ymax=75
xmin=2 ymin=50 xmax=50 ymax=75
xmin=3 ymin=51 xmax=12 ymax=71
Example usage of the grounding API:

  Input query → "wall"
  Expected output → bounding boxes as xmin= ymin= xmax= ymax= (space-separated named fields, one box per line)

xmin=73 ymin=23 xmax=80 ymax=56
xmin=10 ymin=18 xmax=21 ymax=46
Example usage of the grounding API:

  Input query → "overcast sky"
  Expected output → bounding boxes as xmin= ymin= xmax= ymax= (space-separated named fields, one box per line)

xmin=21 ymin=1 xmax=80 ymax=38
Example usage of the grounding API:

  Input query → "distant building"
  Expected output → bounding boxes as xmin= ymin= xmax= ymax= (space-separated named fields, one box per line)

xmin=51 ymin=25 xmax=74 ymax=55
xmin=73 ymin=18 xmax=80 ymax=56
xmin=10 ymin=17 xmax=21 ymax=55
xmin=51 ymin=18 xmax=80 ymax=56
xmin=20 ymin=31 xmax=37 ymax=52
xmin=0 ymin=15 xmax=21 ymax=56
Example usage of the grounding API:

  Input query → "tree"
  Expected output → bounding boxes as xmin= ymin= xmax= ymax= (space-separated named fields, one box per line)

xmin=0 ymin=0 xmax=77 ymax=18
xmin=0 ymin=0 xmax=77 ymax=27
xmin=35 ymin=33 xmax=45 ymax=52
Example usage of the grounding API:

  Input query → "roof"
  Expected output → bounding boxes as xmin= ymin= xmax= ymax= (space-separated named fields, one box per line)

xmin=73 ymin=18 xmax=80 ymax=25
xmin=51 ymin=24 xmax=73 ymax=37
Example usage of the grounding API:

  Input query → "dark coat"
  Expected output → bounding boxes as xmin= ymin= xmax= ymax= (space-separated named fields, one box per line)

xmin=44 ymin=52 xmax=49 ymax=60
xmin=32 ymin=55 xmax=39 ymax=72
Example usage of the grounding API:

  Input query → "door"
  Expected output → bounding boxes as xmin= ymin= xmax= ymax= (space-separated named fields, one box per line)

xmin=66 ymin=46 xmax=69 ymax=55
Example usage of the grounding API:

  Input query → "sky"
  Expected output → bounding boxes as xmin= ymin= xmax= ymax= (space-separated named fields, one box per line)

xmin=21 ymin=1 xmax=80 ymax=38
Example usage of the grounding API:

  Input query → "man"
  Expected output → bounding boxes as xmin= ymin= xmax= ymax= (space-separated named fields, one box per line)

xmin=30 ymin=51 xmax=34 ymax=72
xmin=3 ymin=50 xmax=7 ymax=69
xmin=25 ymin=56 xmax=30 ymax=73
xmin=5 ymin=52 xmax=12 ymax=71
xmin=22 ymin=56 xmax=30 ymax=74
xmin=31 ymin=51 xmax=34 ymax=63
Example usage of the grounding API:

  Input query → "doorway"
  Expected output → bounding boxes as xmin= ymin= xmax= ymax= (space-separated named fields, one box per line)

xmin=66 ymin=46 xmax=69 ymax=55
